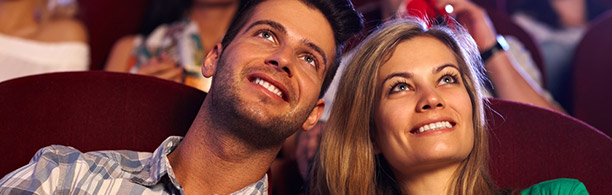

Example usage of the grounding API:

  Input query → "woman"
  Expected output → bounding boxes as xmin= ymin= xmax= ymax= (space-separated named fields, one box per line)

xmin=105 ymin=0 xmax=241 ymax=92
xmin=309 ymin=18 xmax=587 ymax=194
xmin=0 ymin=0 xmax=88 ymax=82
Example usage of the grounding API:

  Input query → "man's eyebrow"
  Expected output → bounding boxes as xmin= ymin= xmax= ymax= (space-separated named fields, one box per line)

xmin=382 ymin=72 xmax=413 ymax=85
xmin=244 ymin=20 xmax=329 ymax=68
xmin=243 ymin=20 xmax=287 ymax=35
xmin=434 ymin=64 xmax=460 ymax=73
xmin=302 ymin=40 xmax=328 ymax=68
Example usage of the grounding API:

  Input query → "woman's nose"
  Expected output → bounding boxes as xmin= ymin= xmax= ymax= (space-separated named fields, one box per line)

xmin=416 ymin=88 xmax=445 ymax=112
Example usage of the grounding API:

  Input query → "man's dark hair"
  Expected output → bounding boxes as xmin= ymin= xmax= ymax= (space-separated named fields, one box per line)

xmin=219 ymin=0 xmax=364 ymax=97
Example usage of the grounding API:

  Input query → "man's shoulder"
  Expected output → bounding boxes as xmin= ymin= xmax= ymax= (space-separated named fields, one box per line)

xmin=30 ymin=145 xmax=86 ymax=166
xmin=0 ymin=146 xmax=156 ymax=194
xmin=30 ymin=145 xmax=153 ymax=173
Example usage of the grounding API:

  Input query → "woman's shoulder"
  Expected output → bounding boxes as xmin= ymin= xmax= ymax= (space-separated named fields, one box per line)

xmin=37 ymin=18 xmax=87 ymax=43
xmin=521 ymin=178 xmax=589 ymax=195
xmin=104 ymin=35 xmax=139 ymax=72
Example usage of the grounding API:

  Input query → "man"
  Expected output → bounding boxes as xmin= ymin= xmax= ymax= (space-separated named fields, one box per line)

xmin=0 ymin=0 xmax=363 ymax=194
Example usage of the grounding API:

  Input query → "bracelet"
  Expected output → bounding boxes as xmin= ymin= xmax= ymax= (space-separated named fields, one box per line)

xmin=480 ymin=35 xmax=509 ymax=63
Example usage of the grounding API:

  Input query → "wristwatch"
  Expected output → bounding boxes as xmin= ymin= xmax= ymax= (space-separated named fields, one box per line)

xmin=480 ymin=35 xmax=509 ymax=63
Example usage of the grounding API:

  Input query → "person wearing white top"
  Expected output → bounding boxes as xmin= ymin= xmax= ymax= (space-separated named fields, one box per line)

xmin=0 ymin=0 xmax=89 ymax=82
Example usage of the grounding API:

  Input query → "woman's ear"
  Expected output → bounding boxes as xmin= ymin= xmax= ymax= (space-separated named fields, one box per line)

xmin=202 ymin=43 xmax=223 ymax=78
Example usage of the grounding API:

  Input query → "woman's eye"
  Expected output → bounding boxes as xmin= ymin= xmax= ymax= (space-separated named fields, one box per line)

xmin=300 ymin=55 xmax=317 ymax=68
xmin=391 ymin=83 xmax=411 ymax=93
xmin=439 ymin=75 xmax=457 ymax=85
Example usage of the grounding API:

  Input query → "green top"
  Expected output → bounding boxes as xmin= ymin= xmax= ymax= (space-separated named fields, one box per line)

xmin=522 ymin=178 xmax=589 ymax=195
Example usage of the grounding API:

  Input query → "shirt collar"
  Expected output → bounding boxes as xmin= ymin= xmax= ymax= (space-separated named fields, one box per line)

xmin=129 ymin=136 xmax=268 ymax=194
xmin=125 ymin=136 xmax=182 ymax=187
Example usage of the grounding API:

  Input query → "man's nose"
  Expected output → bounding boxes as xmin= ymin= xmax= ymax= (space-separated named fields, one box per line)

xmin=265 ymin=45 xmax=293 ymax=77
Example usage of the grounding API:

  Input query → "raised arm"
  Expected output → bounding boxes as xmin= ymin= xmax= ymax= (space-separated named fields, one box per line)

xmin=436 ymin=0 xmax=564 ymax=112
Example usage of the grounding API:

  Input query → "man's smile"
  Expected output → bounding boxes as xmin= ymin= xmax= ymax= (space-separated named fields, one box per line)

xmin=247 ymin=72 xmax=290 ymax=102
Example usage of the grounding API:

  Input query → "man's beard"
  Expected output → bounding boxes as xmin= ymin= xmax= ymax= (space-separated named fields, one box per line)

xmin=207 ymin=56 xmax=315 ymax=149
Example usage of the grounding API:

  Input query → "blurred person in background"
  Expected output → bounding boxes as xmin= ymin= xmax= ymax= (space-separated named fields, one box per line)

xmin=0 ymin=0 xmax=88 ymax=82
xmin=511 ymin=0 xmax=611 ymax=112
xmin=435 ymin=0 xmax=562 ymax=111
xmin=105 ymin=0 xmax=242 ymax=92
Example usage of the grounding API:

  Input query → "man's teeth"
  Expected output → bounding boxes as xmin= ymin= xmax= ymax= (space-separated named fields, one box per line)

xmin=417 ymin=121 xmax=452 ymax=133
xmin=254 ymin=78 xmax=283 ymax=98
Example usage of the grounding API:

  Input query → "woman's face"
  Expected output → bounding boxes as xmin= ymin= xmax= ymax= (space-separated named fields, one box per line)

xmin=373 ymin=36 xmax=473 ymax=177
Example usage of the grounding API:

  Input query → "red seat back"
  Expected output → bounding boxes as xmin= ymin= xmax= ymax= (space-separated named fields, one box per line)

xmin=0 ymin=71 xmax=205 ymax=176
xmin=487 ymin=98 xmax=612 ymax=195
xmin=572 ymin=10 xmax=612 ymax=136
xmin=76 ymin=0 xmax=150 ymax=70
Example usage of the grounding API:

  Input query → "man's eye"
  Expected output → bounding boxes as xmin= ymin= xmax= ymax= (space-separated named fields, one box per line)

xmin=300 ymin=55 xmax=317 ymax=68
xmin=258 ymin=31 xmax=275 ymax=42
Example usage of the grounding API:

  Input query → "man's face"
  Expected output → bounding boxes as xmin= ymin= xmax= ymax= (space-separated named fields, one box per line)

xmin=205 ymin=0 xmax=336 ymax=148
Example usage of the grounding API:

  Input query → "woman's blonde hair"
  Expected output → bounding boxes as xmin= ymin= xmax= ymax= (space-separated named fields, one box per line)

xmin=309 ymin=17 xmax=494 ymax=194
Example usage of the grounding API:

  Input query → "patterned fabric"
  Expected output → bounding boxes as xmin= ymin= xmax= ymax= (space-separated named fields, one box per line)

xmin=0 ymin=136 xmax=268 ymax=195
xmin=129 ymin=20 xmax=211 ymax=92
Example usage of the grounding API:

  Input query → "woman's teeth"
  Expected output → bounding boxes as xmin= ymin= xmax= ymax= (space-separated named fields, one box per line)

xmin=254 ymin=78 xmax=283 ymax=98
xmin=417 ymin=121 xmax=453 ymax=134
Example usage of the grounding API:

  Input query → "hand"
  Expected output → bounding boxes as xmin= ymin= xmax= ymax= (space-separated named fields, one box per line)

xmin=137 ymin=54 xmax=184 ymax=83
xmin=436 ymin=0 xmax=497 ymax=50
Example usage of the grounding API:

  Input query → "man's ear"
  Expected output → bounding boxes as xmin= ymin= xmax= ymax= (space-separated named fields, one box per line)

xmin=373 ymin=139 xmax=381 ymax=154
xmin=202 ymin=43 xmax=223 ymax=78
xmin=301 ymin=99 xmax=325 ymax=131
xmin=371 ymin=129 xmax=381 ymax=154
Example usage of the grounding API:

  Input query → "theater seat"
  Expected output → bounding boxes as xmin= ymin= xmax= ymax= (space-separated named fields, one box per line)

xmin=76 ymin=0 xmax=149 ymax=70
xmin=487 ymin=98 xmax=612 ymax=195
xmin=0 ymin=71 xmax=206 ymax=176
xmin=572 ymin=10 xmax=612 ymax=137
xmin=473 ymin=0 xmax=506 ymax=12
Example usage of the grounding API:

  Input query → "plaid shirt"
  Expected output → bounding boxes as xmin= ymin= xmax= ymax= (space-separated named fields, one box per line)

xmin=0 ymin=136 xmax=268 ymax=195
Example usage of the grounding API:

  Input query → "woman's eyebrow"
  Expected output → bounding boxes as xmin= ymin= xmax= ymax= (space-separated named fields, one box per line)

xmin=434 ymin=64 xmax=460 ymax=73
xmin=382 ymin=72 xmax=413 ymax=85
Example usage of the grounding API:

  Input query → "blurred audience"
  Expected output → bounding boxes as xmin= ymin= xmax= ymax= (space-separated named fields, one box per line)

xmin=510 ymin=0 xmax=611 ymax=112
xmin=105 ymin=0 xmax=241 ymax=92
xmin=0 ymin=0 xmax=88 ymax=82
